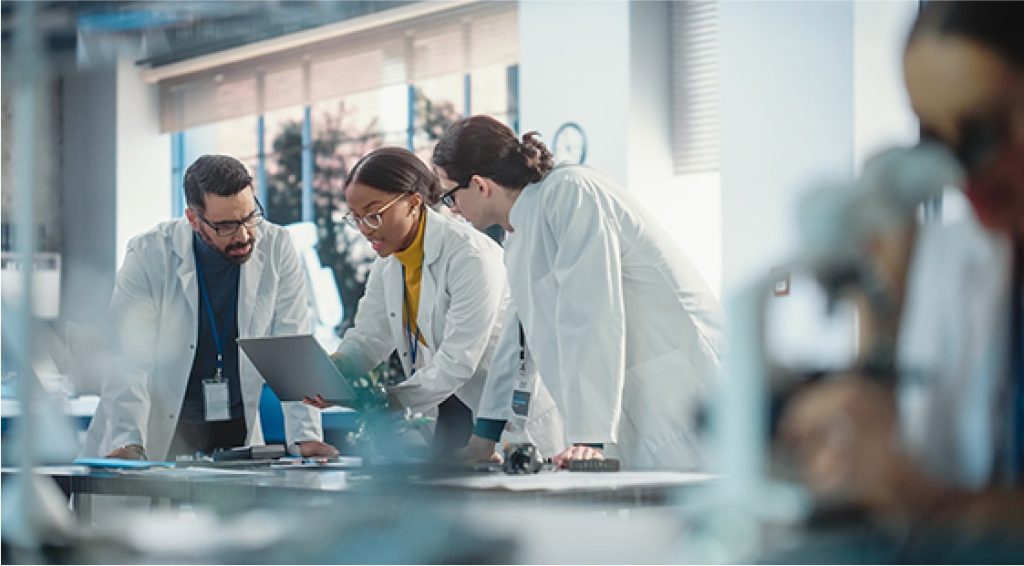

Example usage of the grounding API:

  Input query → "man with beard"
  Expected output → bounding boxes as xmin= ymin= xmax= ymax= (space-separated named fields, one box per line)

xmin=83 ymin=155 xmax=338 ymax=460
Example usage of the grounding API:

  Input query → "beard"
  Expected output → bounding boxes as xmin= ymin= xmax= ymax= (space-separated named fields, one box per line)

xmin=199 ymin=229 xmax=256 ymax=265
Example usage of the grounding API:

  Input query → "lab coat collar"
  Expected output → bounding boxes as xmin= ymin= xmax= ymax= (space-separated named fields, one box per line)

xmin=171 ymin=218 xmax=266 ymax=336
xmin=421 ymin=207 xmax=445 ymax=268
xmin=239 ymin=227 xmax=267 ymax=336
xmin=385 ymin=208 xmax=447 ymax=374
xmin=508 ymin=178 xmax=543 ymax=234
xmin=171 ymin=219 xmax=199 ymax=320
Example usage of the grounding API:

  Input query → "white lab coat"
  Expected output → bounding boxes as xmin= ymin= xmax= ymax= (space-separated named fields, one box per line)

xmin=333 ymin=207 xmax=564 ymax=456
xmin=82 ymin=219 xmax=323 ymax=460
xmin=897 ymin=216 xmax=1014 ymax=489
xmin=486 ymin=165 xmax=726 ymax=470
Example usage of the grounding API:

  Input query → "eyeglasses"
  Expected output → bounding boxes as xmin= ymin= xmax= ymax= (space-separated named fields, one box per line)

xmin=196 ymin=199 xmax=265 ymax=237
xmin=440 ymin=181 xmax=471 ymax=208
xmin=344 ymin=193 xmax=409 ymax=230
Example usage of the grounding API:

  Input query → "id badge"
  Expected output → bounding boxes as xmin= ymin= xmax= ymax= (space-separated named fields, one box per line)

xmin=511 ymin=389 xmax=531 ymax=417
xmin=203 ymin=378 xmax=231 ymax=421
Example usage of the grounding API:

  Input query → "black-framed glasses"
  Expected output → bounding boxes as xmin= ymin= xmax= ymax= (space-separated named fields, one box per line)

xmin=440 ymin=181 xmax=471 ymax=208
xmin=344 ymin=192 xmax=409 ymax=230
xmin=196 ymin=199 xmax=265 ymax=237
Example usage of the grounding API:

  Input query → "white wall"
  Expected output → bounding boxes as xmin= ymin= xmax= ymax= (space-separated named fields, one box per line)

xmin=62 ymin=65 xmax=118 ymax=323
xmin=60 ymin=57 xmax=171 ymax=321
xmin=518 ymin=0 xmax=722 ymax=294
xmin=519 ymin=0 xmax=631 ymax=186
xmin=719 ymin=0 xmax=856 ymax=296
xmin=115 ymin=56 xmax=171 ymax=268
xmin=626 ymin=1 xmax=722 ymax=296
xmin=853 ymin=0 xmax=919 ymax=172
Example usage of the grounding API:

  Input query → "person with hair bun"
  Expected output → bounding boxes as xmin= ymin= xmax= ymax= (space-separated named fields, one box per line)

xmin=305 ymin=147 xmax=563 ymax=459
xmin=433 ymin=115 xmax=725 ymax=470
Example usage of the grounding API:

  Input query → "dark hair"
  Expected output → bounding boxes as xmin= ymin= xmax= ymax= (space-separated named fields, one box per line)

xmin=344 ymin=147 xmax=442 ymax=205
xmin=432 ymin=115 xmax=554 ymax=191
xmin=183 ymin=154 xmax=253 ymax=209
xmin=908 ymin=1 xmax=1024 ymax=71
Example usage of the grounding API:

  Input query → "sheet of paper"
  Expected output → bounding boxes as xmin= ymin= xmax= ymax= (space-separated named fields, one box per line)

xmin=73 ymin=458 xmax=175 ymax=469
xmin=426 ymin=471 xmax=716 ymax=492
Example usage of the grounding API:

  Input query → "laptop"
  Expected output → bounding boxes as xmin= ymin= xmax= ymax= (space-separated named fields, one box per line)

xmin=237 ymin=334 xmax=356 ymax=404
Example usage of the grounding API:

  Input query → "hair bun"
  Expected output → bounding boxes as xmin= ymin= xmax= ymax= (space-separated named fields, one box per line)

xmin=519 ymin=131 xmax=554 ymax=184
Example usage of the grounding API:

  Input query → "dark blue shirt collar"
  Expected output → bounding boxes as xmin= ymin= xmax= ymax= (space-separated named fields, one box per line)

xmin=193 ymin=231 xmax=235 ymax=272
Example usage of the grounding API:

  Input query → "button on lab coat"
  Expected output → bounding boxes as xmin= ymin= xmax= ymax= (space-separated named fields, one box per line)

xmin=333 ymin=207 xmax=564 ymax=456
xmin=82 ymin=219 xmax=323 ymax=460
xmin=490 ymin=165 xmax=726 ymax=470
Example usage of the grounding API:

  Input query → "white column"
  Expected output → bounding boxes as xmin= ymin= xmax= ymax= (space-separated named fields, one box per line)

xmin=115 ymin=55 xmax=171 ymax=269
xmin=719 ymin=0 xmax=856 ymax=295
xmin=518 ymin=0 xmax=631 ymax=186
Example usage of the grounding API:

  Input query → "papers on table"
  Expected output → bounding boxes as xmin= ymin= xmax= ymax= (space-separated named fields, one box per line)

xmin=73 ymin=457 xmax=174 ymax=469
xmin=427 ymin=471 xmax=716 ymax=492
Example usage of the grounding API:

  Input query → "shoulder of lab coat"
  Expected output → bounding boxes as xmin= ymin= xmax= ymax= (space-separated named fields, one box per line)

xmin=897 ymin=217 xmax=1013 ymax=487
xmin=100 ymin=219 xmax=193 ymax=452
xmin=96 ymin=222 xmax=182 ymax=452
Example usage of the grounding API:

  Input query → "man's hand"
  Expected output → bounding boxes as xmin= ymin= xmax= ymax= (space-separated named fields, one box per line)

xmin=553 ymin=445 xmax=603 ymax=469
xmin=297 ymin=440 xmax=340 ymax=458
xmin=106 ymin=444 xmax=146 ymax=460
xmin=302 ymin=394 xmax=333 ymax=409
xmin=455 ymin=435 xmax=502 ymax=464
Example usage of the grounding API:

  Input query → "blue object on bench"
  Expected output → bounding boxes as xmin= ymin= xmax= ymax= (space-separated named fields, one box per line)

xmin=259 ymin=384 xmax=286 ymax=444
xmin=259 ymin=383 xmax=361 ymax=448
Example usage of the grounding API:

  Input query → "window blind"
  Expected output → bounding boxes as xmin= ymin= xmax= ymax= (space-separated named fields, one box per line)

xmin=671 ymin=0 xmax=719 ymax=175
xmin=155 ymin=2 xmax=517 ymax=133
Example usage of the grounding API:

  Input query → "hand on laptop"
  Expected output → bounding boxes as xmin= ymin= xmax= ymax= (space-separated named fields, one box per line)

xmin=303 ymin=394 xmax=333 ymax=409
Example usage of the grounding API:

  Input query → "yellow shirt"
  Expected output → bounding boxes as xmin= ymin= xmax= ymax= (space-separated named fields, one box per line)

xmin=393 ymin=209 xmax=427 ymax=346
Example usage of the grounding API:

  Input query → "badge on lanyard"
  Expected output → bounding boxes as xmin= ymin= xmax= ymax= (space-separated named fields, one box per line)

xmin=196 ymin=259 xmax=233 ymax=422
xmin=402 ymin=266 xmax=425 ymax=368
xmin=510 ymin=323 xmax=532 ymax=423
xmin=203 ymin=362 xmax=231 ymax=422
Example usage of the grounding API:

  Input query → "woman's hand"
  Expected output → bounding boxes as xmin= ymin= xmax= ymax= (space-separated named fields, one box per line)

xmin=302 ymin=394 xmax=334 ymax=409
xmin=297 ymin=440 xmax=340 ymax=458
xmin=553 ymin=445 xmax=604 ymax=469
xmin=455 ymin=435 xmax=503 ymax=464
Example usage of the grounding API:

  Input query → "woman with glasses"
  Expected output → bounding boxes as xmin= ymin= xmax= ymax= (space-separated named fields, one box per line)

xmin=432 ymin=116 xmax=726 ymax=470
xmin=308 ymin=147 xmax=563 ymax=459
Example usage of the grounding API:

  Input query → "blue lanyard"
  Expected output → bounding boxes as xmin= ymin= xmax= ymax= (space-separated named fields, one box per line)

xmin=401 ymin=265 xmax=423 ymax=365
xmin=194 ymin=257 xmax=233 ymax=380
xmin=519 ymin=323 xmax=526 ymax=375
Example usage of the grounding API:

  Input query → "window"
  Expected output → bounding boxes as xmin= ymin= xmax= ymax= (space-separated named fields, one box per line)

xmin=165 ymin=2 xmax=519 ymax=335
xmin=671 ymin=1 xmax=719 ymax=175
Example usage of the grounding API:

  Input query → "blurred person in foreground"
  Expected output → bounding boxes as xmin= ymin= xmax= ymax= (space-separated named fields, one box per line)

xmin=780 ymin=0 xmax=1024 ymax=551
